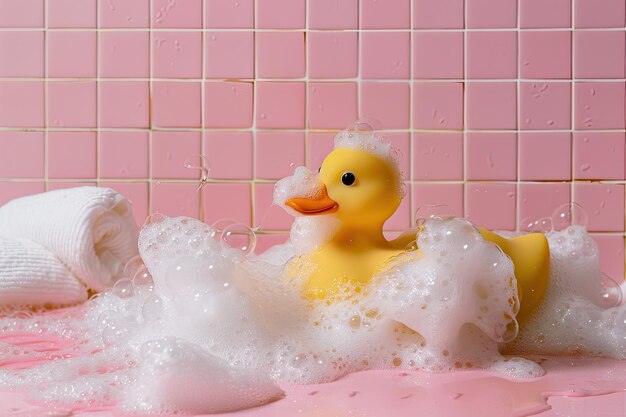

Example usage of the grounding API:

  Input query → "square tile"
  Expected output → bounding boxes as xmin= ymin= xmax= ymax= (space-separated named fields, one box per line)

xmin=99 ymin=131 xmax=149 ymax=179
xmin=204 ymin=32 xmax=254 ymax=79
xmin=520 ymin=82 xmax=571 ymax=130
xmin=257 ymin=32 xmax=305 ymax=79
xmin=412 ymin=183 xmax=464 ymax=219
xmin=0 ymin=182 xmax=45 ymax=205
xmin=152 ymin=31 xmax=201 ymax=78
xmin=574 ymin=183 xmax=624 ymax=232
xmin=205 ymin=0 xmax=253 ymax=28
xmin=519 ymin=132 xmax=571 ymax=181
xmin=413 ymin=82 xmax=463 ymax=130
xmin=360 ymin=82 xmax=410 ymax=129
xmin=308 ymin=32 xmax=358 ymax=79
xmin=203 ymin=132 xmax=253 ymax=180
xmin=99 ymin=81 xmax=150 ymax=128
xmin=574 ymin=0 xmax=625 ymax=28
xmin=519 ymin=183 xmax=571 ymax=230
xmin=254 ymin=183 xmax=294 ymax=230
xmin=413 ymin=32 xmax=463 ymax=79
xmin=0 ymin=0 xmax=43 ymax=27
xmin=361 ymin=0 xmax=410 ymax=29
xmin=48 ymin=0 xmax=96 ymax=27
xmin=574 ymin=82 xmax=625 ymax=130
xmin=0 ymin=81 xmax=44 ymax=127
xmin=152 ymin=131 xmax=202 ymax=179
xmin=520 ymin=31 xmax=571 ymax=79
xmin=591 ymin=235 xmax=625 ymax=281
xmin=152 ymin=81 xmax=201 ymax=128
xmin=520 ymin=0 xmax=571 ymax=28
xmin=466 ymin=82 xmax=517 ymax=130
xmin=361 ymin=32 xmax=410 ymax=79
xmin=466 ymin=32 xmax=517 ymax=79
xmin=573 ymin=132 xmax=625 ymax=180
xmin=99 ymin=182 xmax=149 ymax=226
xmin=47 ymin=31 xmax=96 ymax=77
xmin=153 ymin=0 xmax=202 ymax=27
xmin=48 ymin=132 xmax=96 ymax=179
xmin=465 ymin=183 xmax=517 ymax=230
xmin=0 ymin=132 xmax=44 ymax=178
xmin=255 ymin=82 xmax=305 ymax=129
xmin=306 ymin=133 xmax=335 ymax=171
xmin=574 ymin=31 xmax=626 ymax=79
xmin=0 ymin=31 xmax=44 ymax=77
xmin=151 ymin=182 xmax=200 ymax=218
xmin=309 ymin=0 xmax=358 ymax=29
xmin=203 ymin=183 xmax=251 ymax=226
xmin=99 ymin=31 xmax=149 ymax=78
xmin=466 ymin=0 xmax=517 ymax=28
xmin=412 ymin=133 xmax=463 ymax=181
xmin=308 ymin=82 xmax=358 ymax=129
xmin=48 ymin=81 xmax=96 ymax=128
xmin=257 ymin=0 xmax=305 ymax=29
xmin=99 ymin=0 xmax=149 ymax=28
xmin=205 ymin=81 xmax=254 ymax=128
xmin=413 ymin=0 xmax=464 ymax=29
xmin=466 ymin=133 xmax=517 ymax=181
xmin=255 ymin=132 xmax=305 ymax=180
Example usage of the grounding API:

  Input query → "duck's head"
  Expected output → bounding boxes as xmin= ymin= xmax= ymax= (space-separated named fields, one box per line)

xmin=285 ymin=147 xmax=403 ymax=229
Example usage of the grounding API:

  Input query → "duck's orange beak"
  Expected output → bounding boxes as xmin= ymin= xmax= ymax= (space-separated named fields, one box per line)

xmin=285 ymin=185 xmax=338 ymax=215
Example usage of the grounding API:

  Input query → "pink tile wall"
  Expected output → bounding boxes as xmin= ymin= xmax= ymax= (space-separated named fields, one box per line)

xmin=0 ymin=0 xmax=624 ymax=278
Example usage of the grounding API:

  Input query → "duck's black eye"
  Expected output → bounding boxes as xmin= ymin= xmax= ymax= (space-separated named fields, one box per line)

xmin=341 ymin=172 xmax=356 ymax=186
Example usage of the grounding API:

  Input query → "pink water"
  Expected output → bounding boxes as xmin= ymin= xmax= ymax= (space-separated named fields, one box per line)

xmin=1 ymin=322 xmax=625 ymax=417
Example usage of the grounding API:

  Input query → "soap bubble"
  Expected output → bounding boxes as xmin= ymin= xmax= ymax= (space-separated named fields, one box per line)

xmin=221 ymin=223 xmax=256 ymax=255
xmin=123 ymin=255 xmax=145 ymax=279
xmin=211 ymin=219 xmax=239 ymax=236
xmin=144 ymin=213 xmax=166 ymax=226
xmin=521 ymin=217 xmax=553 ymax=233
xmin=112 ymin=279 xmax=134 ymax=298
xmin=142 ymin=295 xmax=165 ymax=322
xmin=414 ymin=205 xmax=449 ymax=225
xmin=132 ymin=266 xmax=154 ymax=296
xmin=599 ymin=273 xmax=623 ymax=308
xmin=551 ymin=203 xmax=588 ymax=231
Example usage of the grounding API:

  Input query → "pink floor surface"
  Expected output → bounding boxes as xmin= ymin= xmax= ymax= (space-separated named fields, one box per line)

xmin=1 ymin=326 xmax=625 ymax=417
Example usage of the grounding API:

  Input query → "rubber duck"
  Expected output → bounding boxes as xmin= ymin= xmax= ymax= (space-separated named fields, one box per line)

xmin=283 ymin=144 xmax=550 ymax=322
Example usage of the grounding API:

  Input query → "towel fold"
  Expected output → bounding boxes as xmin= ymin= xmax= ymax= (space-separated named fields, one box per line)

xmin=0 ymin=186 xmax=139 ymax=292
xmin=0 ymin=236 xmax=88 ymax=307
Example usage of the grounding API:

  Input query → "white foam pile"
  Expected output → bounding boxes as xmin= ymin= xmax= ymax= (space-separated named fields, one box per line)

xmin=0 ymin=130 xmax=623 ymax=414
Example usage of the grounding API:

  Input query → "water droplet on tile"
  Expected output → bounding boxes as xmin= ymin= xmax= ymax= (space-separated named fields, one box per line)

xmin=590 ymin=88 xmax=596 ymax=96
xmin=235 ymin=1 xmax=240 ymax=6
xmin=438 ymin=118 xmax=446 ymax=125
xmin=211 ymin=35 xmax=217 ymax=41
xmin=506 ymin=192 xmax=515 ymax=198
xmin=450 ymin=393 xmax=463 ymax=399
xmin=525 ymin=118 xmax=531 ymax=125
xmin=523 ymin=61 xmax=530 ymax=66
xmin=580 ymin=164 xmax=591 ymax=172
xmin=348 ymin=391 xmax=358 ymax=397
xmin=547 ymin=120 xmax=554 ymax=126
xmin=585 ymin=105 xmax=591 ymax=110
xmin=260 ymin=113 xmax=267 ymax=119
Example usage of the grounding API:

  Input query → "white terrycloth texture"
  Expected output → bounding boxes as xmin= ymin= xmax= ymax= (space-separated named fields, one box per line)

xmin=0 ymin=236 xmax=87 ymax=306
xmin=0 ymin=187 xmax=139 ymax=291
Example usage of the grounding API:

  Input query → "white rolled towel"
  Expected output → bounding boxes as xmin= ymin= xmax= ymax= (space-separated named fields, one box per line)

xmin=0 ymin=186 xmax=139 ymax=292
xmin=0 ymin=236 xmax=88 ymax=307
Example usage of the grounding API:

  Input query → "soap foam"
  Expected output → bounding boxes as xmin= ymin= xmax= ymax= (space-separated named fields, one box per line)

xmin=0 ymin=129 xmax=624 ymax=414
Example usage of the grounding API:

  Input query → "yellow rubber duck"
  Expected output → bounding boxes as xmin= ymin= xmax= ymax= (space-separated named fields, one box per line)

xmin=284 ymin=146 xmax=550 ymax=322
